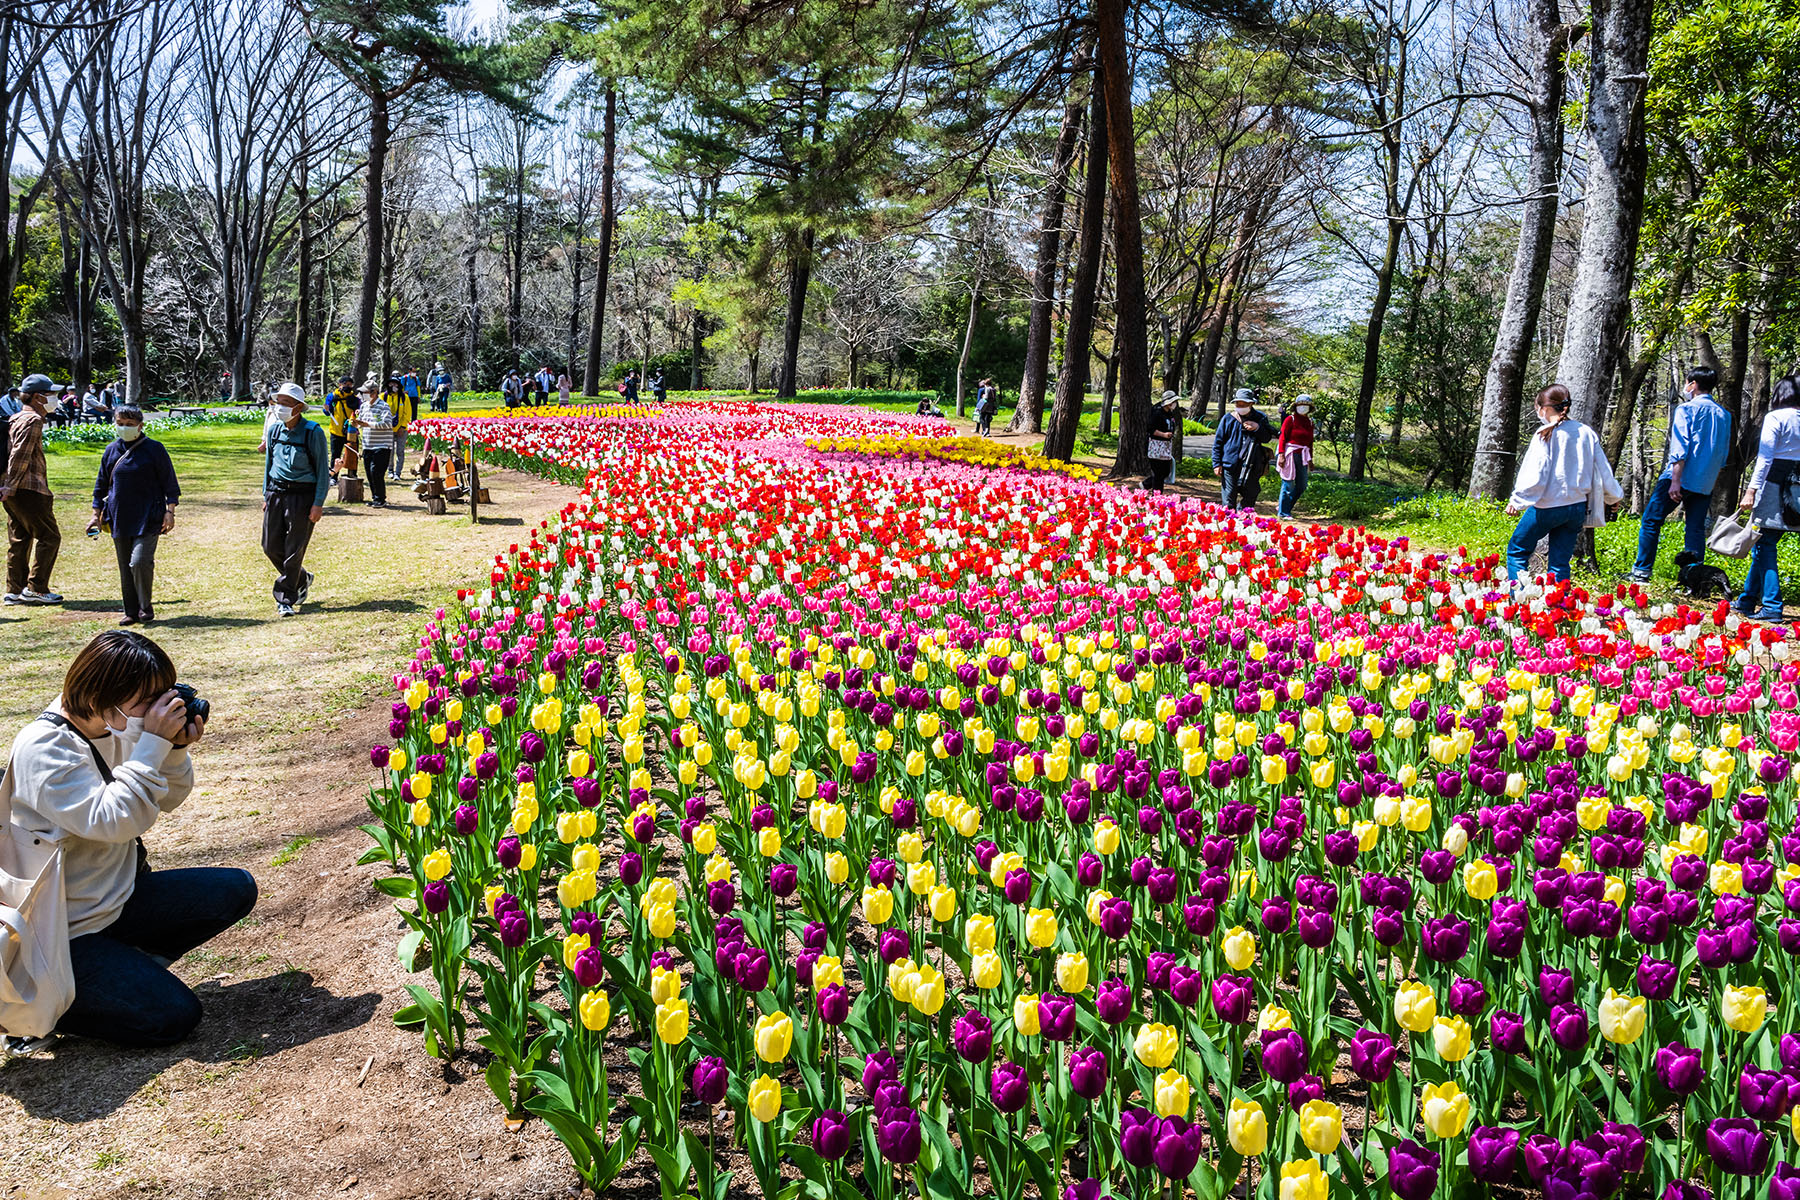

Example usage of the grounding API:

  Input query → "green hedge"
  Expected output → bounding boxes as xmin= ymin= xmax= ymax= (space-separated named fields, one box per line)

xmin=45 ymin=407 xmax=264 ymax=449
xmin=772 ymin=389 xmax=936 ymax=406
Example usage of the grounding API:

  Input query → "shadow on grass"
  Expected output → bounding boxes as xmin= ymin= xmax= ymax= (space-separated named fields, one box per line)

xmin=311 ymin=599 xmax=428 ymax=615
xmin=0 ymin=971 xmax=380 ymax=1122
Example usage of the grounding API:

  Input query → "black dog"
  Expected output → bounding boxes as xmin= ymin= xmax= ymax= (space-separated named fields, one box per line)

xmin=1675 ymin=550 xmax=1735 ymax=599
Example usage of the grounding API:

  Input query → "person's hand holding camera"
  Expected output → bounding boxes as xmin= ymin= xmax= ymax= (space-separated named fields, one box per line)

xmin=143 ymin=689 xmax=190 ymax=742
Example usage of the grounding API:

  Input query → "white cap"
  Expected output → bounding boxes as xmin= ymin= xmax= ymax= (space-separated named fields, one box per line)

xmin=273 ymin=381 xmax=306 ymax=405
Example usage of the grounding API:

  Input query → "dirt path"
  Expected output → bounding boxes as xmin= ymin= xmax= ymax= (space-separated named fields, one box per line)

xmin=0 ymin=457 xmax=582 ymax=1200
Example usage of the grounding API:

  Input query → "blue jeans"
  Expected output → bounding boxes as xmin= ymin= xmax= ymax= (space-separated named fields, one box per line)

xmin=1506 ymin=502 xmax=1588 ymax=581
xmin=1738 ymin=530 xmax=1786 ymax=621
xmin=59 ymin=866 xmax=258 ymax=1047
xmin=1278 ymin=462 xmax=1309 ymax=517
xmin=1634 ymin=477 xmax=1711 ymax=576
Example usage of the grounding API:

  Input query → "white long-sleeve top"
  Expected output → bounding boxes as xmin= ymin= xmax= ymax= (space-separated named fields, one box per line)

xmin=1749 ymin=407 xmax=1800 ymax=493
xmin=0 ymin=700 xmax=193 ymax=936
xmin=1508 ymin=419 xmax=1624 ymax=527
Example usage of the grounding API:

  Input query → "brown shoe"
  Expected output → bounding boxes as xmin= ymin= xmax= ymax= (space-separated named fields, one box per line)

xmin=118 ymin=614 xmax=137 ymax=626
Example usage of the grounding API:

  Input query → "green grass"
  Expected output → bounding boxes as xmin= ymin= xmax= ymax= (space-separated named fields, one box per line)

xmin=270 ymin=835 xmax=315 ymax=867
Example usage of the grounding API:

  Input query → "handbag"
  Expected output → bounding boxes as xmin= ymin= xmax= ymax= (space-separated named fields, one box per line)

xmin=1147 ymin=435 xmax=1173 ymax=462
xmin=1708 ymin=511 xmax=1758 ymax=558
xmin=0 ymin=726 xmax=76 ymax=1038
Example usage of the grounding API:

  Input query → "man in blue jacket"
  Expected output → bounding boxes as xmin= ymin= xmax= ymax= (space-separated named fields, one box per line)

xmin=262 ymin=383 xmax=330 ymax=617
xmin=1212 ymin=389 xmax=1278 ymax=510
xmin=1630 ymin=365 xmax=1731 ymax=583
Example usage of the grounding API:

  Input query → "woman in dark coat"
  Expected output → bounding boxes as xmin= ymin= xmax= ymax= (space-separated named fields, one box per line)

xmin=89 ymin=406 xmax=179 ymax=624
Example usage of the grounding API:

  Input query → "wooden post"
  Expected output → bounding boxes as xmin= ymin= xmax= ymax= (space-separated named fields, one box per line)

xmin=468 ymin=439 xmax=480 ymax=524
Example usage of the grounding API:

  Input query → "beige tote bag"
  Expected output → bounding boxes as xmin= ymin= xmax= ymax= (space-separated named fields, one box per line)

xmin=0 ymin=775 xmax=74 ymax=1038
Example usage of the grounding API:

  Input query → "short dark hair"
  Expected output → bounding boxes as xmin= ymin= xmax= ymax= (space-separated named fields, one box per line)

xmin=1688 ymin=365 xmax=1719 ymax=391
xmin=62 ymin=631 xmax=176 ymax=721
xmin=1773 ymin=375 xmax=1800 ymax=412
xmin=115 ymin=405 xmax=144 ymax=423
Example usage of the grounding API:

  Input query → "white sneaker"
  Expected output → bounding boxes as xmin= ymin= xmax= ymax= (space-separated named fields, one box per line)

xmin=1 ymin=593 xmax=22 ymax=605
xmin=277 ymin=603 xmax=297 ymax=618
xmin=21 ymin=589 xmax=62 ymax=604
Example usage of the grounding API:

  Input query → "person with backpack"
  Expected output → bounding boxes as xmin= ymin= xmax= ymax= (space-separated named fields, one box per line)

xmin=0 ymin=629 xmax=254 ymax=1048
xmin=387 ymin=376 xmax=415 ymax=481
xmin=975 ymin=379 xmax=1000 ymax=436
xmin=3 ymin=374 xmax=63 ymax=606
xmin=502 ymin=371 xmax=523 ymax=409
xmin=262 ymin=383 xmax=330 ymax=617
xmin=1211 ymin=389 xmax=1277 ymax=510
xmin=323 ymin=377 xmax=358 ymax=482
xmin=89 ymin=406 xmax=179 ymax=625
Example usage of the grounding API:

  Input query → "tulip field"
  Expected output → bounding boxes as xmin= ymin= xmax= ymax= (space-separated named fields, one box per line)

xmin=365 ymin=399 xmax=1800 ymax=1200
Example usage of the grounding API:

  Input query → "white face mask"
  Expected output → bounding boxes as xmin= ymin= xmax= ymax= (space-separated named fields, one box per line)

xmin=1234 ymin=406 xmax=1252 ymax=418
xmin=116 ymin=424 xmax=143 ymax=441
xmin=276 ymin=403 xmax=299 ymax=421
xmin=1294 ymin=406 xmax=1310 ymax=415
xmin=1538 ymin=409 xmax=1560 ymax=428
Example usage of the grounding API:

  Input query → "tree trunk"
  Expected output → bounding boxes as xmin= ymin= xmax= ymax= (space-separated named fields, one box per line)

xmin=582 ymin=84 xmax=617 ymax=396
xmin=1099 ymin=351 xmax=1118 ymax=437
xmin=1044 ymin=78 xmax=1108 ymax=463
xmin=1554 ymin=0 xmax=1652 ymax=428
xmin=1011 ymin=54 xmax=1087 ymax=435
xmin=1094 ymin=0 xmax=1151 ymax=479
xmin=1469 ymin=0 xmax=1574 ymax=498
xmin=509 ymin=131 xmax=526 ymax=374
xmin=777 ymin=227 xmax=815 ymax=398
xmin=350 ymin=85 xmax=389 ymax=387
xmin=955 ymin=278 xmax=982 ymax=415
xmin=1348 ymin=217 xmax=1403 ymax=480
xmin=291 ymin=178 xmax=313 ymax=386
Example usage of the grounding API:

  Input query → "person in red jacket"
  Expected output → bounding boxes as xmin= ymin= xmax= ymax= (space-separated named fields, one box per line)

xmin=1276 ymin=394 xmax=1316 ymax=519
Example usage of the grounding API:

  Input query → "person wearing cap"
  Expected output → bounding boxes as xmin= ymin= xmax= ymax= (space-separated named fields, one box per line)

xmin=89 ymin=405 xmax=179 ymax=624
xmin=386 ymin=376 xmax=415 ymax=481
xmin=2 ymin=374 xmax=63 ymax=605
xmin=1211 ymin=388 xmax=1277 ymax=511
xmin=1276 ymin=395 xmax=1317 ymax=519
xmin=262 ymin=383 xmax=330 ymax=616
xmin=428 ymin=362 xmax=453 ymax=412
xmin=324 ymin=376 xmax=359 ymax=481
xmin=1145 ymin=391 xmax=1181 ymax=492
xmin=360 ymin=380 xmax=400 ymax=501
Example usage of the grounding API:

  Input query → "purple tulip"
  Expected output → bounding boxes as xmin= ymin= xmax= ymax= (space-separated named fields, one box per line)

xmin=573 ymin=947 xmax=603 ymax=989
xmin=1655 ymin=1043 xmax=1705 ymax=1096
xmin=1168 ymin=964 xmax=1203 ymax=1008
xmin=1704 ymin=1119 xmax=1770 ymax=1176
xmin=1259 ymin=1028 xmax=1307 ymax=1084
xmin=812 ymin=1108 xmax=851 ymax=1161
xmin=1386 ymin=1139 xmax=1440 ymax=1200
xmin=423 ymin=879 xmax=449 ymax=914
xmin=863 ymin=1051 xmax=900 ymax=1097
xmin=1152 ymin=1115 xmax=1204 ymax=1180
xmin=496 ymin=836 xmax=522 ymax=869
xmin=1490 ymin=1009 xmax=1527 ymax=1056
xmin=1287 ymin=1074 xmax=1324 ymax=1110
xmin=1068 ymin=1045 xmax=1108 ymax=1100
xmin=1349 ymin=1028 xmax=1396 ymax=1082
xmin=1467 ymin=1126 xmax=1520 ymax=1183
xmin=769 ymin=863 xmax=798 ymax=898
xmin=1538 ymin=967 xmax=1575 ymax=1006
xmin=1769 ymin=1163 xmax=1800 ymax=1200
xmin=874 ymin=1104 xmax=922 ymax=1165
xmin=1521 ymin=1134 xmax=1562 ymax=1184
xmin=691 ymin=1056 xmax=729 ymax=1106
xmin=1448 ymin=976 xmax=1488 ymax=1017
xmin=1297 ymin=908 xmax=1335 ymax=949
xmin=953 ymin=1009 xmax=994 ymax=1062
xmin=706 ymin=879 xmax=736 ymax=915
xmin=1119 ymin=1108 xmax=1157 ymax=1169
xmin=1099 ymin=897 xmax=1134 ymax=939
xmin=453 ymin=803 xmax=479 ymax=835
xmin=1661 ymin=1183 xmax=1713 ymax=1200
xmin=879 ymin=927 xmax=911 ymax=965
xmin=620 ymin=852 xmax=643 ymax=886
xmin=1636 ymin=955 xmax=1678 ymax=1001
xmin=1547 ymin=1003 xmax=1588 ymax=1052
xmin=990 ymin=1061 xmax=1030 ymax=1114
xmin=1038 ymin=993 xmax=1076 ymax=1042
xmin=817 ymin=982 xmax=850 ymax=1026
xmin=1738 ymin=1066 xmax=1797 ymax=1120
xmin=1211 ymin=975 xmax=1255 ymax=1025
xmin=1096 ymin=976 xmax=1133 ymax=1024
xmin=733 ymin=946 xmax=771 ymax=993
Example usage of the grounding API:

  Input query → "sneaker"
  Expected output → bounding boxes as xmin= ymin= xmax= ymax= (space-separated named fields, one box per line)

xmin=2 ymin=1033 xmax=57 ymax=1058
xmin=1 ymin=593 xmax=22 ymax=606
xmin=277 ymin=603 xmax=297 ymax=618
xmin=298 ymin=571 xmax=313 ymax=605
xmin=21 ymin=589 xmax=62 ymax=604
xmin=1621 ymin=570 xmax=1651 ymax=584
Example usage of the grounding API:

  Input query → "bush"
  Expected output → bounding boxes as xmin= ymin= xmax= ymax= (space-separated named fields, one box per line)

xmin=45 ymin=407 xmax=264 ymax=450
xmin=1299 ymin=477 xmax=1413 ymax=521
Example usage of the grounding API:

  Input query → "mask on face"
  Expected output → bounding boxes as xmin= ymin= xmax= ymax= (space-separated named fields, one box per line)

xmin=1234 ymin=405 xmax=1252 ymax=418
xmin=276 ymin=403 xmax=298 ymax=422
xmin=116 ymin=424 xmax=143 ymax=442
xmin=1294 ymin=405 xmax=1310 ymax=415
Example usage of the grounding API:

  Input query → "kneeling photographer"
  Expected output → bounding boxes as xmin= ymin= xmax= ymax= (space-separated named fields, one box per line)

xmin=2 ymin=630 xmax=255 ymax=1047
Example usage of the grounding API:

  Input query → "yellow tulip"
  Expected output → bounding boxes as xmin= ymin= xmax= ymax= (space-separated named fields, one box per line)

xmin=1228 ymin=1098 xmax=1268 ymax=1156
xmin=812 ymin=955 xmax=845 ymax=991
xmin=911 ymin=964 xmax=945 ymax=1015
xmin=1154 ymin=1069 xmax=1191 ymax=1118
xmin=825 ymin=851 xmax=848 ymax=885
xmin=421 ymin=848 xmax=451 ymax=881
xmin=1420 ymin=1081 xmax=1470 ymax=1138
xmin=1393 ymin=981 xmax=1437 ymax=1033
xmin=1133 ymin=1022 xmax=1178 ymax=1069
xmin=1462 ymin=860 xmax=1497 ymax=901
xmin=1258 ymin=1004 xmax=1294 ymax=1032
xmin=1723 ymin=985 xmax=1769 ymax=1033
xmin=1432 ymin=1016 xmax=1472 ymax=1062
xmin=863 ymin=885 xmax=894 ymax=925
xmin=747 ymin=1073 xmax=781 ymax=1122
xmin=966 ymin=914 xmax=997 ymax=952
xmin=1056 ymin=952 xmax=1090 ymax=994
xmin=758 ymin=826 xmax=781 ymax=857
xmin=1026 ymin=907 xmax=1058 ymax=948
xmin=1597 ymin=989 xmax=1647 ymax=1045
xmin=650 ymin=966 xmax=682 ymax=1005
xmin=754 ymin=1011 xmax=793 ymax=1061
xmin=929 ymin=884 xmax=957 ymax=922
xmin=971 ymin=950 xmax=1004 ymax=989
xmin=1013 ymin=992 xmax=1041 ymax=1036
xmin=1298 ymin=1100 xmax=1343 ymax=1155
xmin=1094 ymin=819 xmax=1121 ymax=856
xmin=646 ymin=901 xmax=677 ymax=939
xmin=1222 ymin=925 xmax=1257 ymax=971
xmin=578 ymin=989 xmax=611 ymax=1032
xmin=655 ymin=997 xmax=689 ymax=1044
xmin=1280 ymin=1158 xmax=1329 ymax=1200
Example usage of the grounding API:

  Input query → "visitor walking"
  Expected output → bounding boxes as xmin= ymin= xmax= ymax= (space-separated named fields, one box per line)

xmin=1144 ymin=392 xmax=1178 ymax=492
xmin=535 ymin=364 xmax=555 ymax=398
xmin=357 ymin=383 xmax=398 ymax=507
xmin=89 ymin=406 xmax=178 ymax=625
xmin=1504 ymin=384 xmax=1623 ymax=583
xmin=1212 ymin=389 xmax=1276 ymax=510
xmin=324 ymin=376 xmax=358 ymax=481
xmin=262 ymin=383 xmax=329 ymax=617
xmin=975 ymin=379 xmax=999 ymax=436
xmin=1734 ymin=375 xmax=1800 ymax=624
xmin=388 ymin=376 xmax=415 ymax=480
xmin=428 ymin=362 xmax=453 ymax=412
xmin=1630 ymin=365 xmax=1731 ymax=583
xmin=558 ymin=370 xmax=571 ymax=405
xmin=622 ymin=369 xmax=641 ymax=403
xmin=3 ymin=374 xmax=63 ymax=606
xmin=0 ymin=628 xmax=255 ymax=1047
xmin=1276 ymin=395 xmax=1316 ymax=519
xmin=650 ymin=368 xmax=667 ymax=403
xmin=401 ymin=369 xmax=421 ymax=412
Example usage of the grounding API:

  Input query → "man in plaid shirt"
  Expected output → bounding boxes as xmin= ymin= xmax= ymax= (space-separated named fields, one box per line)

xmin=2 ymin=374 xmax=63 ymax=605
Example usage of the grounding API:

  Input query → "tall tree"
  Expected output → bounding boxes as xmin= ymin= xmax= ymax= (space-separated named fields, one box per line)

xmin=1469 ymin=0 xmax=1579 ymax=499
xmin=1045 ymin=76 xmax=1109 ymax=463
xmin=1094 ymin=0 xmax=1153 ymax=479
xmin=1554 ymin=0 xmax=1653 ymax=429
xmin=581 ymin=83 xmax=619 ymax=396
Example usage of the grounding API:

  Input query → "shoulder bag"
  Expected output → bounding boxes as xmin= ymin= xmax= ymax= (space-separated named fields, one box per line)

xmin=1708 ymin=511 xmax=1758 ymax=558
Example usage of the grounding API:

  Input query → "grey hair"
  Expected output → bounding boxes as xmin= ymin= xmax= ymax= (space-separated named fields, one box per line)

xmin=115 ymin=405 xmax=144 ymax=423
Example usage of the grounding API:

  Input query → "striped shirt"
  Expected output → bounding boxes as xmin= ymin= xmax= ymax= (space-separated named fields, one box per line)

xmin=358 ymin=395 xmax=397 ymax=451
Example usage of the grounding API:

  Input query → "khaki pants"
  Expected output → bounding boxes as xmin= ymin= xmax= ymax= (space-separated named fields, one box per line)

xmin=4 ymin=490 xmax=60 ymax=594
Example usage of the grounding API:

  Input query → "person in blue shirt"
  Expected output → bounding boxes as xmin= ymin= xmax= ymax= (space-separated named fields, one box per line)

xmin=88 ymin=407 xmax=179 ymax=625
xmin=1211 ymin=389 xmax=1277 ymax=510
xmin=1630 ymin=365 xmax=1731 ymax=582
xmin=261 ymin=383 xmax=330 ymax=617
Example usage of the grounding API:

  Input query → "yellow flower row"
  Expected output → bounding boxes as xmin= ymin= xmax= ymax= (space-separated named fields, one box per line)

xmin=807 ymin=434 xmax=1101 ymax=480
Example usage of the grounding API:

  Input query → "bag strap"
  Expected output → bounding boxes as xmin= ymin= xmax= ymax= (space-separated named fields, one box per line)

xmin=37 ymin=712 xmax=113 ymax=784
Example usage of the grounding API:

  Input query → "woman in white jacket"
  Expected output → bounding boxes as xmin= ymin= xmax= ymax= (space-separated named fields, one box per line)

xmin=1504 ymin=384 xmax=1624 ymax=582
xmin=2 ymin=631 xmax=254 ymax=1046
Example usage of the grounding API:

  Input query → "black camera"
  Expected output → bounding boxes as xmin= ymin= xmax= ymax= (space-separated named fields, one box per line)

xmin=170 ymin=682 xmax=210 ymax=724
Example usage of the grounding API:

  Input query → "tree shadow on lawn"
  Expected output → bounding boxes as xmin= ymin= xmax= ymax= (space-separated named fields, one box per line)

xmin=0 ymin=971 xmax=380 ymax=1122
xmin=311 ymin=599 xmax=428 ymax=615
